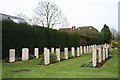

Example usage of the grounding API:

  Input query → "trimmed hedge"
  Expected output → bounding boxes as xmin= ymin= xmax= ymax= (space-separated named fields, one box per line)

xmin=2 ymin=20 xmax=80 ymax=58
xmin=2 ymin=20 xmax=104 ymax=59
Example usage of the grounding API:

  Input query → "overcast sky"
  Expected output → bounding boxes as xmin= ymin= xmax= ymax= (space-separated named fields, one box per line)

xmin=0 ymin=0 xmax=119 ymax=31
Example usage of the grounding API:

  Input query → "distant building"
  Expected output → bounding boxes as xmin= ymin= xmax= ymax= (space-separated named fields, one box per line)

xmin=59 ymin=26 xmax=76 ymax=32
xmin=0 ymin=13 xmax=27 ymax=23
xmin=59 ymin=26 xmax=98 ymax=33
xmin=77 ymin=26 xmax=98 ymax=33
xmin=59 ymin=26 xmax=99 ymax=46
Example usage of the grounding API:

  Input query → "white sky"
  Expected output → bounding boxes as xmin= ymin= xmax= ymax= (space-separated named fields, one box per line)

xmin=0 ymin=0 xmax=119 ymax=31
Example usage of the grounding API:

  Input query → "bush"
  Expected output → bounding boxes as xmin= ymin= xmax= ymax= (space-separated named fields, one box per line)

xmin=60 ymin=52 xmax=64 ymax=60
xmin=39 ymin=58 xmax=44 ymax=65
xmin=50 ymin=52 xmax=57 ymax=63
xmin=111 ymin=40 xmax=120 ymax=48
xmin=80 ymin=62 xmax=93 ymax=68
xmin=29 ymin=54 xmax=35 ymax=60
xmin=15 ymin=57 xmax=21 ymax=61
xmin=68 ymin=52 xmax=73 ymax=59
xmin=39 ymin=55 xmax=44 ymax=65
xmin=5 ymin=58 xmax=9 ymax=62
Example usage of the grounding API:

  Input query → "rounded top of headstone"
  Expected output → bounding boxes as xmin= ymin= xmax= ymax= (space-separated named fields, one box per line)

xmin=22 ymin=48 xmax=29 ymax=49
xmin=9 ymin=49 xmax=15 ymax=51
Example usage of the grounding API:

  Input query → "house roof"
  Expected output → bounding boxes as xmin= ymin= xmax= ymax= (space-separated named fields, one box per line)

xmin=59 ymin=26 xmax=98 ymax=33
xmin=0 ymin=13 xmax=27 ymax=23
xmin=77 ymin=26 xmax=98 ymax=32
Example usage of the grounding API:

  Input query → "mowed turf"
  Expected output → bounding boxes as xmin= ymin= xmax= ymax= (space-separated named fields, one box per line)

xmin=2 ymin=49 xmax=118 ymax=78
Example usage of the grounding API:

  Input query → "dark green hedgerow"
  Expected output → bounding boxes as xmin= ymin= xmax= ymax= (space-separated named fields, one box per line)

xmin=2 ymin=20 xmax=104 ymax=59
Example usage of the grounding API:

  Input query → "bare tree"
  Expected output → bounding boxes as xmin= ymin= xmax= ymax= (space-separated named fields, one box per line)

xmin=34 ymin=1 xmax=69 ymax=28
xmin=110 ymin=27 xmax=118 ymax=40
xmin=17 ymin=13 xmax=33 ymax=24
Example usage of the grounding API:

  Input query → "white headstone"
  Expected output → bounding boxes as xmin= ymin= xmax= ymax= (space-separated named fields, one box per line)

xmin=98 ymin=48 xmax=102 ymax=63
xmin=76 ymin=47 xmax=80 ymax=57
xmin=88 ymin=46 xmax=90 ymax=53
xmin=44 ymin=48 xmax=50 ymax=65
xmin=51 ymin=47 xmax=54 ymax=53
xmin=64 ymin=48 xmax=68 ymax=59
xmin=9 ymin=49 xmax=15 ymax=62
xmin=89 ymin=46 xmax=92 ymax=53
xmin=92 ymin=45 xmax=94 ymax=53
xmin=102 ymin=47 xmax=105 ymax=60
xmin=98 ymin=45 xmax=101 ymax=48
xmin=84 ymin=46 xmax=86 ymax=53
xmin=47 ymin=49 xmax=50 ymax=62
xmin=92 ymin=48 xmax=97 ymax=67
xmin=94 ymin=45 xmax=96 ymax=47
xmin=107 ymin=44 xmax=110 ymax=48
xmin=105 ymin=47 xmax=108 ymax=58
xmin=87 ymin=46 xmax=89 ymax=53
xmin=80 ymin=46 xmax=83 ymax=54
xmin=34 ymin=48 xmax=39 ymax=58
xmin=56 ymin=48 xmax=60 ymax=61
xmin=22 ymin=48 xmax=29 ymax=61
xmin=71 ymin=47 xmax=75 ymax=57
xmin=104 ymin=43 xmax=107 ymax=47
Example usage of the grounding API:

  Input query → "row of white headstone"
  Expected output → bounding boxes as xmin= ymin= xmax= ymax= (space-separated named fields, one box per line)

xmin=9 ymin=48 xmax=39 ymax=62
xmin=42 ymin=45 xmax=107 ymax=65
xmin=92 ymin=44 xmax=110 ymax=67
xmin=9 ymin=45 xmax=93 ymax=63
xmin=9 ymin=44 xmax=110 ymax=65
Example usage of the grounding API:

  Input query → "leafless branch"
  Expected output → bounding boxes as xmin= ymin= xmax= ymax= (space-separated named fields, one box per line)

xmin=33 ymin=1 xmax=69 ymax=28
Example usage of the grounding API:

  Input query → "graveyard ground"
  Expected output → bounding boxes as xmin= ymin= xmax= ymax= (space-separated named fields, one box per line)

xmin=2 ymin=49 xmax=118 ymax=78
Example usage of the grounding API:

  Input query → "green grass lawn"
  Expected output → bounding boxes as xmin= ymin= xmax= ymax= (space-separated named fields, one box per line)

xmin=2 ymin=49 xmax=118 ymax=78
